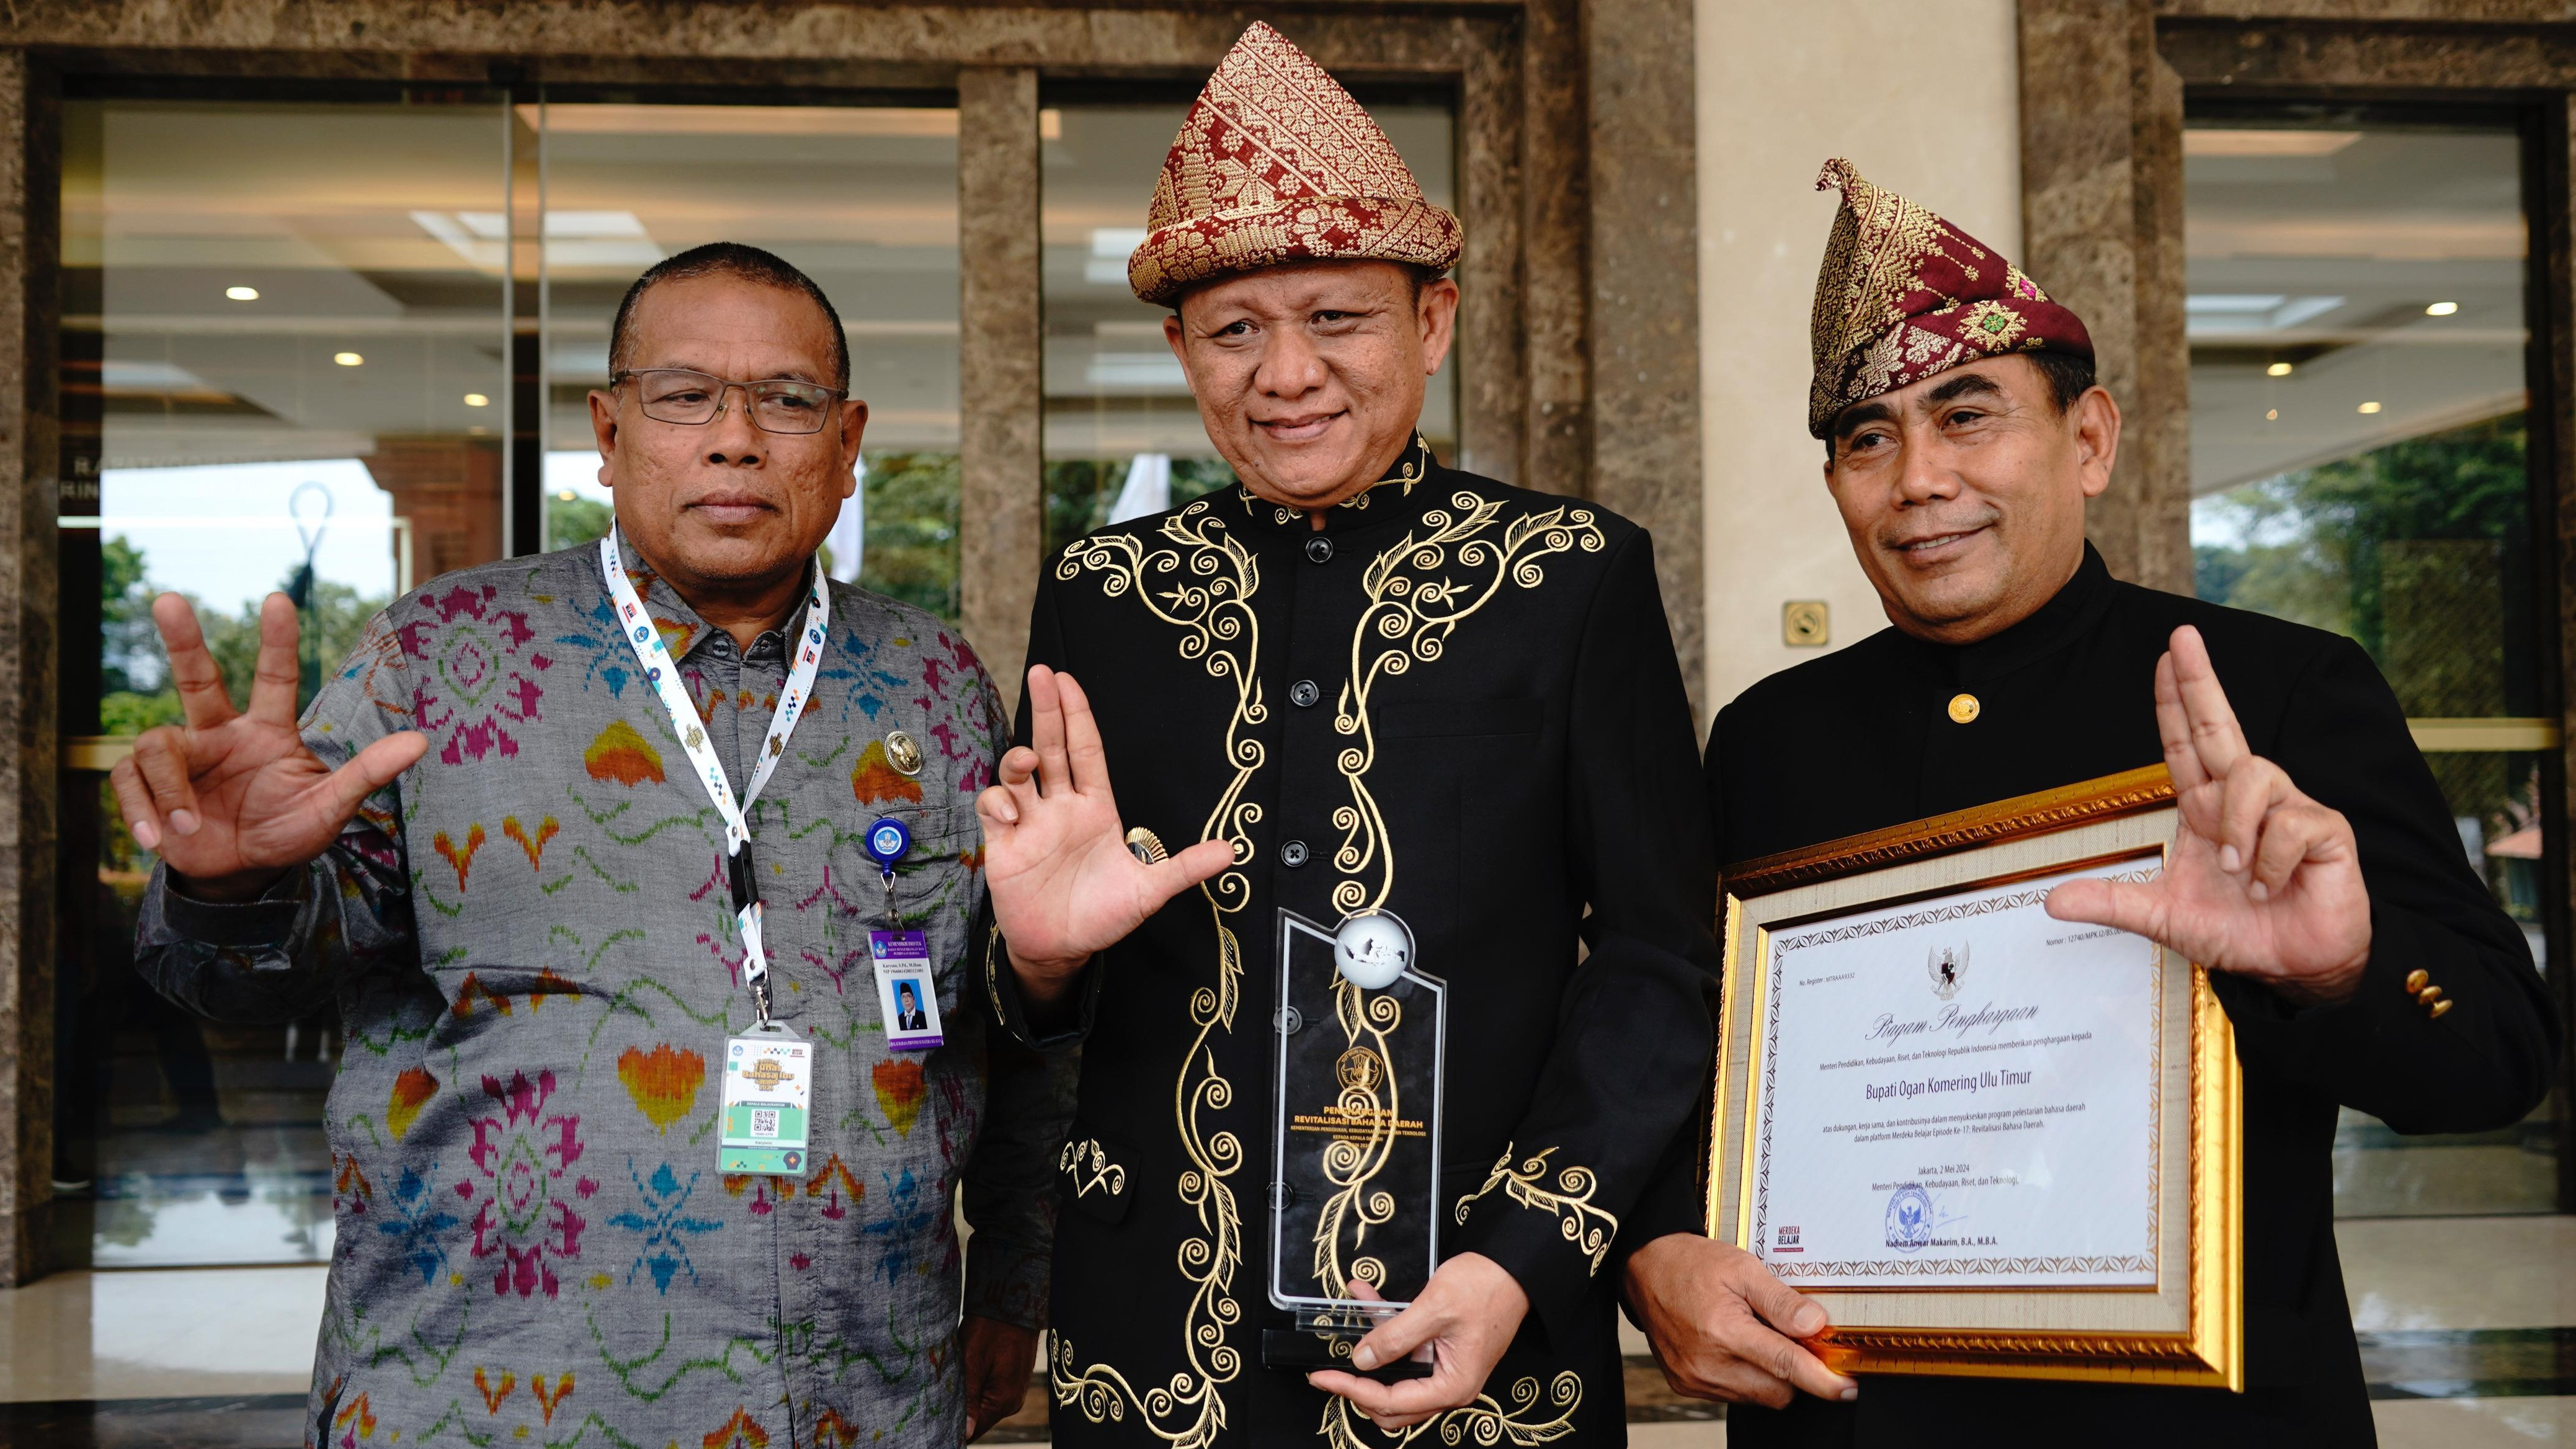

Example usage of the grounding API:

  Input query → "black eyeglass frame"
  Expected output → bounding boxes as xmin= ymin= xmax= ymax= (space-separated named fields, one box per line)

xmin=610 ymin=367 xmax=852 ymax=435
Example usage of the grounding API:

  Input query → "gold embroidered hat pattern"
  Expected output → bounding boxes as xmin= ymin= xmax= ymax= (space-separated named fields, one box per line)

xmin=1127 ymin=21 xmax=1463 ymax=306
xmin=1807 ymin=157 xmax=2094 ymax=438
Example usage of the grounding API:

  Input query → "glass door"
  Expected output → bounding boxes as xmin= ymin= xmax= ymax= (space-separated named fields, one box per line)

xmin=53 ymin=89 xmax=961 ymax=1267
xmin=2182 ymin=110 xmax=2559 ymax=1216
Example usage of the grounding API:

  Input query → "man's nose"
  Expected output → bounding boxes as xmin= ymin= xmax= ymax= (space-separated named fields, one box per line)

xmin=1251 ymin=327 xmax=1328 ymax=398
xmin=703 ymin=385 xmax=767 ymax=465
xmin=1893 ymin=429 xmax=1959 ymax=505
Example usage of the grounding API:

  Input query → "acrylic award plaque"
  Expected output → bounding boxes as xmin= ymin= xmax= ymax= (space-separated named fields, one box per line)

xmin=1264 ymin=908 xmax=1445 ymax=1381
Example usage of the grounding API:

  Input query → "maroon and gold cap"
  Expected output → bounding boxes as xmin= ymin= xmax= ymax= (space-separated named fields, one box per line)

xmin=1807 ymin=158 xmax=2093 ymax=438
xmin=1126 ymin=22 xmax=1462 ymax=306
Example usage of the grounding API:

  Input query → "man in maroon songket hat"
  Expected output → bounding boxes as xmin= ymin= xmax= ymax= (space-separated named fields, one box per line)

xmin=973 ymin=21 xmax=1719 ymax=1444
xmin=1616 ymin=161 xmax=2557 ymax=1445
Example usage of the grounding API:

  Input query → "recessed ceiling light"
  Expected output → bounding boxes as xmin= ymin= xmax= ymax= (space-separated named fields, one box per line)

xmin=2425 ymin=301 xmax=2459 ymax=316
xmin=463 ymin=392 xmax=489 ymax=407
xmin=2266 ymin=362 xmax=2293 ymax=377
xmin=224 ymin=285 xmax=259 ymax=301
xmin=556 ymin=489 xmax=577 ymax=502
xmin=2358 ymin=401 xmax=2382 ymax=414
xmin=333 ymin=352 xmax=363 ymax=367
xmin=2266 ymin=409 xmax=2278 ymax=421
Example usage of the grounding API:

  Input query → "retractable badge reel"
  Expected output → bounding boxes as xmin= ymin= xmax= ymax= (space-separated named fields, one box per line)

xmin=865 ymin=816 xmax=945 ymax=1050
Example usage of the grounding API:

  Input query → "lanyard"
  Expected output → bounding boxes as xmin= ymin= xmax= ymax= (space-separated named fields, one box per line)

xmin=600 ymin=528 xmax=829 ymax=1024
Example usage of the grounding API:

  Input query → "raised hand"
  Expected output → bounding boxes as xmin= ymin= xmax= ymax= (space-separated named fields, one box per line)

xmin=977 ymin=665 xmax=1234 ymax=1001
xmin=109 ymin=592 xmax=428 ymax=903
xmin=2045 ymin=624 xmax=2371 ymax=1004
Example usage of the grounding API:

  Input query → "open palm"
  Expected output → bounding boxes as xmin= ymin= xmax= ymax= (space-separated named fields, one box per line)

xmin=109 ymin=592 xmax=428 ymax=901
xmin=2046 ymin=625 xmax=2371 ymax=1004
xmin=978 ymin=666 xmax=1232 ymax=992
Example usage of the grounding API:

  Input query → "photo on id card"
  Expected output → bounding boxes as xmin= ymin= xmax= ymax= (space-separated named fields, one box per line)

xmin=873 ymin=928 xmax=944 ymax=1050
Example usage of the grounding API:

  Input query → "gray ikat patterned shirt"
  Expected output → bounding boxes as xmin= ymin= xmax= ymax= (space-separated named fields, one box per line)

xmin=135 ymin=541 xmax=1074 ymax=1449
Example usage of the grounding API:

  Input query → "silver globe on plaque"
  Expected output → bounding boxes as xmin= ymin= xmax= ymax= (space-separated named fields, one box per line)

xmin=1333 ymin=911 xmax=1415 ymax=990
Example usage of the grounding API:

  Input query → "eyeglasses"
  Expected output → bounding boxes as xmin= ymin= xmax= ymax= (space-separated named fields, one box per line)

xmin=613 ymin=368 xmax=846 ymax=435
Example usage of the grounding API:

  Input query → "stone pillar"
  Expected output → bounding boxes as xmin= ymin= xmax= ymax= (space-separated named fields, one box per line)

xmin=2018 ymin=0 xmax=2192 ymax=595
xmin=957 ymin=66 xmax=1043 ymax=703
xmin=362 ymin=435 xmax=504 ymax=587
xmin=1523 ymin=0 xmax=1590 ymax=501
xmin=1585 ymin=0 xmax=1707 ymax=721
xmin=0 ymin=48 xmax=60 ymax=1288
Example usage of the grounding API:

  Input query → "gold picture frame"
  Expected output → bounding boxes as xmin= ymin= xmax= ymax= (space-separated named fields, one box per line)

xmin=1706 ymin=765 xmax=2243 ymax=1389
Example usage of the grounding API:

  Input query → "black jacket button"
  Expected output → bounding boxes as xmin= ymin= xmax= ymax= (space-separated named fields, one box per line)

xmin=1281 ymin=839 xmax=1311 ymax=868
xmin=1290 ymin=679 xmax=1321 ymax=708
xmin=1305 ymin=535 xmax=1335 ymax=564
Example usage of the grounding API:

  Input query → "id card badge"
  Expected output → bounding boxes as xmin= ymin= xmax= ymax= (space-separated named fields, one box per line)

xmin=871 ymin=930 xmax=945 ymax=1050
xmin=720 ymin=1026 xmax=812 ymax=1174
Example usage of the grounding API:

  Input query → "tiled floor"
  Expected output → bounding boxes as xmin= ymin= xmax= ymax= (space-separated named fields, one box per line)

xmin=5 ymin=1217 xmax=2569 ymax=1446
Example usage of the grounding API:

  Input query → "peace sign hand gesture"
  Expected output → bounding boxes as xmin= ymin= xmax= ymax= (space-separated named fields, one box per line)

xmin=977 ymin=666 xmax=1234 ymax=1002
xmin=109 ymin=592 xmax=429 ymax=904
xmin=2044 ymin=625 xmax=2372 ymax=1005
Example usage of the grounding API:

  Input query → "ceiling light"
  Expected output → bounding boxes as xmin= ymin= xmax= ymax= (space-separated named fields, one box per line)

xmin=463 ymin=392 xmax=489 ymax=407
xmin=2425 ymin=301 xmax=2459 ymax=316
xmin=224 ymin=285 xmax=259 ymax=301
xmin=333 ymin=352 xmax=363 ymax=367
xmin=2266 ymin=409 xmax=2278 ymax=421
xmin=556 ymin=489 xmax=577 ymax=502
xmin=2266 ymin=362 xmax=2293 ymax=377
xmin=2358 ymin=401 xmax=2382 ymax=414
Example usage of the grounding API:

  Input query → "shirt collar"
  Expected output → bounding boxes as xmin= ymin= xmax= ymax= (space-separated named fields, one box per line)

xmin=1231 ymin=432 xmax=1440 ymax=538
xmin=613 ymin=535 xmax=816 ymax=666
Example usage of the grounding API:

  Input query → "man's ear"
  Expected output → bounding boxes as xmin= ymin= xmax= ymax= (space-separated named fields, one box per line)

xmin=1416 ymin=277 xmax=1460 ymax=378
xmin=837 ymin=398 xmax=870 ymax=499
xmin=2072 ymin=385 xmax=2122 ymax=501
xmin=587 ymin=389 xmax=620 ymax=489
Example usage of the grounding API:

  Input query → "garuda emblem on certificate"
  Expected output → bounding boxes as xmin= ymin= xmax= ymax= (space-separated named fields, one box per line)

xmin=1927 ymin=943 xmax=1969 ymax=1001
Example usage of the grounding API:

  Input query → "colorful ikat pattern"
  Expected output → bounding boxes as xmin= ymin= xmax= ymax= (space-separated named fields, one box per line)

xmin=135 ymin=542 xmax=1066 ymax=1449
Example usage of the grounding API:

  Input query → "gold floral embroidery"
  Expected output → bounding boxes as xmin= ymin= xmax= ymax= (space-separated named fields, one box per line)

xmin=1317 ymin=1371 xmax=1581 ymax=1446
xmin=1061 ymin=1139 xmax=1127 ymax=1200
xmin=1455 ymin=1144 xmax=1618 ymax=1277
xmin=1309 ymin=977 xmax=1406 ymax=1299
xmin=1331 ymin=493 xmax=1605 ymax=916
xmin=1051 ymin=500 xmax=1261 ymax=1447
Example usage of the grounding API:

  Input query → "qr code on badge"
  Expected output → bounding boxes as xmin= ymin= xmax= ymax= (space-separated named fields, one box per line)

xmin=750 ymin=1108 xmax=781 ymax=1139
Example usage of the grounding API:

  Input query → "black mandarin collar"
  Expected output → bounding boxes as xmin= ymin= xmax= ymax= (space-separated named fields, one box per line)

xmin=1894 ymin=543 xmax=2119 ymax=685
xmin=1228 ymin=432 xmax=1442 ymax=539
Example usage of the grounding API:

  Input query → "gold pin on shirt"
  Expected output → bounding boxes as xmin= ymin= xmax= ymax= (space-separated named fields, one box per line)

xmin=885 ymin=729 xmax=924 ymax=776
xmin=1948 ymin=693 xmax=1982 ymax=724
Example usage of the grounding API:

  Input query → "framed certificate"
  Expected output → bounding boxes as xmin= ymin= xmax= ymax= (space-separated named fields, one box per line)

xmin=1707 ymin=765 xmax=2242 ymax=1389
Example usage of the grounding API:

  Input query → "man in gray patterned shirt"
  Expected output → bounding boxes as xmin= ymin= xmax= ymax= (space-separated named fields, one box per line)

xmin=112 ymin=243 xmax=1106 ymax=1447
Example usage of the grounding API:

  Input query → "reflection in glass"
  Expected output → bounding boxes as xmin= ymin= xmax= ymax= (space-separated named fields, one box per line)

xmin=530 ymin=104 xmax=961 ymax=612
xmin=60 ymin=94 xmax=514 ymax=1265
xmin=1038 ymin=99 xmax=1456 ymax=553
xmin=2183 ymin=116 xmax=2554 ymax=1215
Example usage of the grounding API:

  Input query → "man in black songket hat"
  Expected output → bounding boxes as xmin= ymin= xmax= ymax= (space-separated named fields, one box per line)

xmin=970 ymin=21 xmax=1720 ymax=1445
xmin=1616 ymin=159 xmax=2560 ymax=1445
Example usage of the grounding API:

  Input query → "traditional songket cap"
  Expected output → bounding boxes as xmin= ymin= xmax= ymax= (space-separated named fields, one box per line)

xmin=1126 ymin=21 xmax=1463 ymax=306
xmin=1807 ymin=158 xmax=2093 ymax=439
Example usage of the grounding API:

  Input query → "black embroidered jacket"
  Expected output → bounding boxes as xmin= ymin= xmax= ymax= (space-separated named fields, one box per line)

xmin=1627 ymin=546 xmax=2559 ymax=1448
xmin=1025 ymin=440 xmax=1720 ymax=1445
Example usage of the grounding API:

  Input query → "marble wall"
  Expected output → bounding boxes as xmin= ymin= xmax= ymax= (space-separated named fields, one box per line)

xmin=1691 ymin=0 xmax=2025 ymax=713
